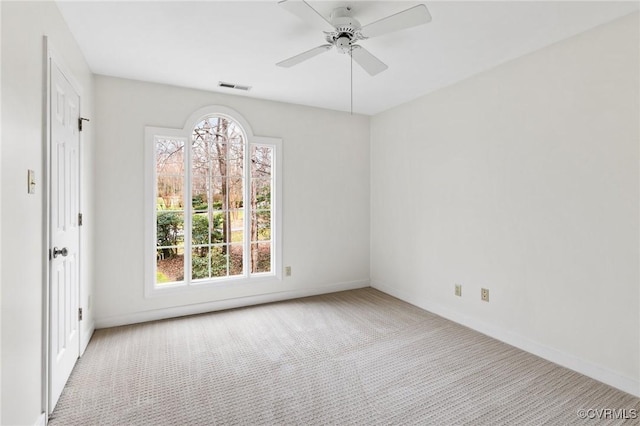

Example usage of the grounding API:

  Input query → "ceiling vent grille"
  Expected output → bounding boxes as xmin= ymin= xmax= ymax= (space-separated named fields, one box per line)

xmin=218 ymin=81 xmax=252 ymax=91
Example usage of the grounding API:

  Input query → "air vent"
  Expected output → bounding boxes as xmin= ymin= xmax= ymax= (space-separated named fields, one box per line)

xmin=218 ymin=81 xmax=252 ymax=91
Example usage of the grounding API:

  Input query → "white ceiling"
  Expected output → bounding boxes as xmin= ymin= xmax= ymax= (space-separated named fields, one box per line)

xmin=56 ymin=1 xmax=639 ymax=115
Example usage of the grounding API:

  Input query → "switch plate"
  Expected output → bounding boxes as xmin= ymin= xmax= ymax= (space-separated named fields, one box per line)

xmin=481 ymin=288 xmax=490 ymax=302
xmin=455 ymin=284 xmax=462 ymax=297
xmin=27 ymin=169 xmax=36 ymax=194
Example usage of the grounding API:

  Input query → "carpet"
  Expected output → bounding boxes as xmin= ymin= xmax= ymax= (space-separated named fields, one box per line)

xmin=49 ymin=288 xmax=640 ymax=425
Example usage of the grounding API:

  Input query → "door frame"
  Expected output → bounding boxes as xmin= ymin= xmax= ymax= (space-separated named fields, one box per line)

xmin=42 ymin=36 xmax=84 ymax=418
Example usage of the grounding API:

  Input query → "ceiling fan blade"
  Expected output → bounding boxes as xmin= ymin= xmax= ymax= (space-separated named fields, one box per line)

xmin=278 ymin=0 xmax=334 ymax=32
xmin=360 ymin=4 xmax=432 ymax=39
xmin=350 ymin=46 xmax=388 ymax=76
xmin=277 ymin=44 xmax=333 ymax=68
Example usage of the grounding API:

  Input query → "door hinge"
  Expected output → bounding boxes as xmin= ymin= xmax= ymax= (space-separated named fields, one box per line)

xmin=78 ymin=117 xmax=90 ymax=132
xmin=78 ymin=308 xmax=83 ymax=321
xmin=78 ymin=213 xmax=83 ymax=226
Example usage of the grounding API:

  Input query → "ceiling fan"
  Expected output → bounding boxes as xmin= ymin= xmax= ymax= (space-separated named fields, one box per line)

xmin=276 ymin=1 xmax=432 ymax=76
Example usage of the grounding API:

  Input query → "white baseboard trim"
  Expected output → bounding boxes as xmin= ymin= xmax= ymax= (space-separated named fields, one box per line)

xmin=372 ymin=280 xmax=640 ymax=398
xmin=80 ymin=321 xmax=95 ymax=355
xmin=95 ymin=280 xmax=369 ymax=329
xmin=34 ymin=412 xmax=46 ymax=426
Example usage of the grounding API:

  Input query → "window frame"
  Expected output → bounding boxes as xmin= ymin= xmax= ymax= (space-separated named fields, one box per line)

xmin=144 ymin=105 xmax=282 ymax=297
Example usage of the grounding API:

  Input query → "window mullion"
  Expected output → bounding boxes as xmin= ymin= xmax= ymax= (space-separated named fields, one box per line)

xmin=225 ymin=142 xmax=231 ymax=276
xmin=207 ymin=157 xmax=212 ymax=279
xmin=244 ymin=141 xmax=251 ymax=277
xmin=184 ymin=137 xmax=193 ymax=285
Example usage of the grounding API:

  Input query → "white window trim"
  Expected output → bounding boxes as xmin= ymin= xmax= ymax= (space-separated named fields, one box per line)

xmin=144 ymin=105 xmax=282 ymax=297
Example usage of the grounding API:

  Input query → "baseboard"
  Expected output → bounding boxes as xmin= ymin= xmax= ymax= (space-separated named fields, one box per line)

xmin=34 ymin=412 xmax=46 ymax=426
xmin=80 ymin=321 xmax=95 ymax=355
xmin=371 ymin=280 xmax=640 ymax=398
xmin=95 ymin=280 xmax=369 ymax=329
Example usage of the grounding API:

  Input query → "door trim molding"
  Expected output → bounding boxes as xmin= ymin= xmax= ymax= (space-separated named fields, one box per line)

xmin=42 ymin=35 xmax=84 ymax=418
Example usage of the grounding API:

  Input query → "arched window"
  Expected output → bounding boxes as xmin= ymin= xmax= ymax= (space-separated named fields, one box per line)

xmin=145 ymin=106 xmax=282 ymax=294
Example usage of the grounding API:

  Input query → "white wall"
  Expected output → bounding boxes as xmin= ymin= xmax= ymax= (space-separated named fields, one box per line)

xmin=371 ymin=12 xmax=639 ymax=396
xmin=93 ymin=76 xmax=370 ymax=326
xmin=0 ymin=1 xmax=3 ymax=421
xmin=1 ymin=1 xmax=95 ymax=424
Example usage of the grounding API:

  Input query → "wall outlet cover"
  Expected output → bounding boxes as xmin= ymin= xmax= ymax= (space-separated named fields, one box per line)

xmin=481 ymin=288 xmax=490 ymax=302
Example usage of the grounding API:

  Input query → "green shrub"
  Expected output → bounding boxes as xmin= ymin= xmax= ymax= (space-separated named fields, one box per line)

xmin=192 ymin=247 xmax=227 ymax=279
xmin=192 ymin=194 xmax=208 ymax=211
xmin=156 ymin=211 xmax=183 ymax=257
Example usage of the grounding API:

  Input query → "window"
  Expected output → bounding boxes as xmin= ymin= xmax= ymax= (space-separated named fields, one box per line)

xmin=145 ymin=106 xmax=282 ymax=295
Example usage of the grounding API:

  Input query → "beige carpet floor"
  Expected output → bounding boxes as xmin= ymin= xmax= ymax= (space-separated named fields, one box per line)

xmin=50 ymin=288 xmax=639 ymax=425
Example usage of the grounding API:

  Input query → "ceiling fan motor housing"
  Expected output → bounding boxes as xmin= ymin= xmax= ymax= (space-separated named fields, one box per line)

xmin=327 ymin=7 xmax=362 ymax=54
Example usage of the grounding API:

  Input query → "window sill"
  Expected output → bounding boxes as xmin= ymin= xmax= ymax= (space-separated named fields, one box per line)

xmin=145 ymin=273 xmax=282 ymax=298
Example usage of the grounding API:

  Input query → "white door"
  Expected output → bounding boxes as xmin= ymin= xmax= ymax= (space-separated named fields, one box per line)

xmin=49 ymin=59 xmax=81 ymax=412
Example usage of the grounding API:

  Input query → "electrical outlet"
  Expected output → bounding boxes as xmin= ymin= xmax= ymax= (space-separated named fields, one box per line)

xmin=455 ymin=284 xmax=462 ymax=297
xmin=285 ymin=266 xmax=291 ymax=277
xmin=481 ymin=288 xmax=490 ymax=302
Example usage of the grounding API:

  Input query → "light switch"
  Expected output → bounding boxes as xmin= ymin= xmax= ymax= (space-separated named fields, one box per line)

xmin=27 ymin=169 xmax=36 ymax=194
